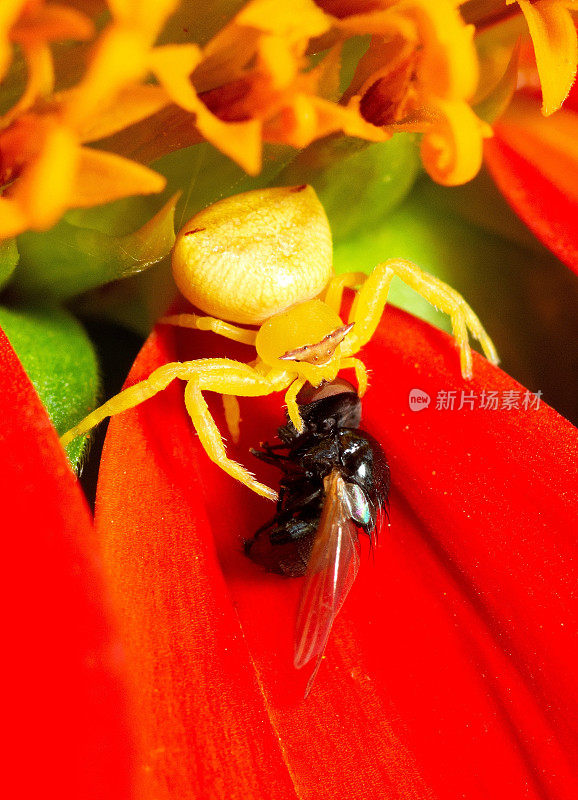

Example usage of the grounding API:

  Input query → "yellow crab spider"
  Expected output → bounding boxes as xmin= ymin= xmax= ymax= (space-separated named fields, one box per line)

xmin=61 ymin=186 xmax=498 ymax=502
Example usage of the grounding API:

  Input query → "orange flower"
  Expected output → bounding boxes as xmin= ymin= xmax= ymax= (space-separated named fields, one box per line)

xmin=110 ymin=0 xmax=389 ymax=175
xmin=508 ymin=0 xmax=577 ymax=115
xmin=1 ymin=0 xmax=576 ymax=239
xmin=100 ymin=0 xmax=489 ymax=182
xmin=0 ymin=0 xmax=93 ymax=123
xmin=320 ymin=1 xmax=492 ymax=185
xmin=0 ymin=0 xmax=179 ymax=238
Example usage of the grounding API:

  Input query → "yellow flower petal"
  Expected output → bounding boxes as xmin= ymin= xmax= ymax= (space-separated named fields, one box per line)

xmin=72 ymin=85 xmax=172 ymax=143
xmin=9 ymin=123 xmax=78 ymax=230
xmin=258 ymin=34 xmax=297 ymax=90
xmin=0 ymin=1 xmax=25 ymax=79
xmin=199 ymin=0 xmax=330 ymax=92
xmin=72 ymin=147 xmax=166 ymax=207
xmin=396 ymin=0 xmax=479 ymax=102
xmin=0 ymin=197 xmax=28 ymax=240
xmin=2 ymin=41 xmax=54 ymax=123
xmin=420 ymin=99 xmax=491 ymax=185
xmin=147 ymin=43 xmax=203 ymax=109
xmin=236 ymin=0 xmax=330 ymax=42
xmin=195 ymin=109 xmax=263 ymax=175
xmin=265 ymin=94 xmax=388 ymax=148
xmin=106 ymin=0 xmax=180 ymax=41
xmin=149 ymin=44 xmax=264 ymax=175
xmin=63 ymin=25 xmax=149 ymax=128
xmin=0 ymin=0 xmax=24 ymax=32
xmin=515 ymin=0 xmax=578 ymax=115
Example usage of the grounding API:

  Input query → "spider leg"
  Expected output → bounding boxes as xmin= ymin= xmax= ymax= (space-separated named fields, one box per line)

xmin=184 ymin=381 xmax=278 ymax=501
xmin=221 ymin=359 xmax=261 ymax=442
xmin=222 ymin=395 xmax=241 ymax=443
xmin=339 ymin=357 xmax=369 ymax=396
xmin=341 ymin=259 xmax=498 ymax=379
xmin=323 ymin=272 xmax=367 ymax=314
xmin=159 ymin=313 xmax=257 ymax=346
xmin=61 ymin=357 xmax=293 ymax=500
xmin=60 ymin=361 xmax=194 ymax=447
xmin=185 ymin=360 xmax=292 ymax=500
xmin=284 ymin=376 xmax=307 ymax=433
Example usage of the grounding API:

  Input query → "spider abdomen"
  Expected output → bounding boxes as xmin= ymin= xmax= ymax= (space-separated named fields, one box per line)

xmin=172 ymin=186 xmax=333 ymax=325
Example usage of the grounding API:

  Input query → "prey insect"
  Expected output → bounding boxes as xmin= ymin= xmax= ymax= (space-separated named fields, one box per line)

xmin=61 ymin=185 xmax=498 ymax=501
xmin=246 ymin=379 xmax=390 ymax=695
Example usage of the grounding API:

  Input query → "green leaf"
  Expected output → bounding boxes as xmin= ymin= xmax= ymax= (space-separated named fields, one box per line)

xmin=157 ymin=0 xmax=247 ymax=47
xmin=474 ymin=42 xmax=520 ymax=124
xmin=13 ymin=193 xmax=180 ymax=302
xmin=278 ymin=134 xmax=421 ymax=242
xmin=157 ymin=141 xmax=293 ymax=226
xmin=0 ymin=238 xmax=19 ymax=291
xmin=0 ymin=305 xmax=99 ymax=467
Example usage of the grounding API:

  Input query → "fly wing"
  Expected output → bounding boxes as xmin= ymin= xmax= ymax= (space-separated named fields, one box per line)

xmin=294 ymin=470 xmax=361 ymax=693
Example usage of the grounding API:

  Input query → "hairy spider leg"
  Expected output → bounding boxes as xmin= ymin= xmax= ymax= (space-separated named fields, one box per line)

xmin=339 ymin=357 xmax=369 ymax=396
xmin=159 ymin=313 xmax=258 ymax=345
xmin=61 ymin=358 xmax=294 ymax=500
xmin=284 ymin=376 xmax=307 ymax=432
xmin=340 ymin=259 xmax=499 ymax=379
xmin=222 ymin=395 xmax=241 ymax=443
xmin=60 ymin=361 xmax=194 ymax=446
xmin=323 ymin=272 xmax=367 ymax=314
xmin=183 ymin=382 xmax=277 ymax=499
xmin=220 ymin=357 xmax=269 ymax=441
xmin=160 ymin=316 xmax=263 ymax=442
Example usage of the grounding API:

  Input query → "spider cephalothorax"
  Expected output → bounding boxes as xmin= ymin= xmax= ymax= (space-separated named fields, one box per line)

xmin=62 ymin=185 xmax=498 ymax=500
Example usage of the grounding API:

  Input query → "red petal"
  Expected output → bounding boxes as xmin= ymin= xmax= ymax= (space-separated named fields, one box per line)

xmin=0 ymin=328 xmax=133 ymax=799
xmin=485 ymin=100 xmax=578 ymax=275
xmin=565 ymin=79 xmax=578 ymax=113
xmin=95 ymin=307 xmax=578 ymax=799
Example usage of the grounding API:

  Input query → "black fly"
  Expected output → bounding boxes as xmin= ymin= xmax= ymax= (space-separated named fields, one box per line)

xmin=245 ymin=378 xmax=390 ymax=694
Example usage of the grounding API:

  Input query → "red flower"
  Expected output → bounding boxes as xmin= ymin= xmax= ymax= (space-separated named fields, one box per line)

xmin=0 ymin=327 xmax=133 ymax=799
xmin=86 ymin=304 xmax=578 ymax=799
xmin=485 ymin=49 xmax=578 ymax=275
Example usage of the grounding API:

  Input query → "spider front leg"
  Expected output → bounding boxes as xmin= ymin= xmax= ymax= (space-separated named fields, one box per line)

xmin=184 ymin=383 xmax=277 ymax=500
xmin=341 ymin=259 xmax=498 ymax=379
xmin=159 ymin=313 xmax=257 ymax=346
xmin=323 ymin=272 xmax=367 ymax=314
xmin=61 ymin=357 xmax=293 ymax=501
xmin=60 ymin=361 xmax=195 ymax=447
xmin=183 ymin=363 xmax=293 ymax=501
xmin=284 ymin=377 xmax=307 ymax=433
xmin=339 ymin=357 xmax=369 ymax=396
